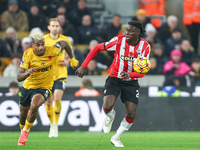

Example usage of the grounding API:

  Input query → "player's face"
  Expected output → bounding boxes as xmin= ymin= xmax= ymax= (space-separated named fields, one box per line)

xmin=48 ymin=21 xmax=60 ymax=35
xmin=32 ymin=40 xmax=46 ymax=56
xmin=125 ymin=25 xmax=140 ymax=42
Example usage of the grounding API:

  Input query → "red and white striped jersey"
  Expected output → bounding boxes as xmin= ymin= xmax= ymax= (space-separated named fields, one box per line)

xmin=105 ymin=35 xmax=151 ymax=80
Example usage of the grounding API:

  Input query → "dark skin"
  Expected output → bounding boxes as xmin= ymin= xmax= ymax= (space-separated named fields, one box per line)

xmin=17 ymin=40 xmax=73 ymax=125
xmin=75 ymin=24 xmax=141 ymax=120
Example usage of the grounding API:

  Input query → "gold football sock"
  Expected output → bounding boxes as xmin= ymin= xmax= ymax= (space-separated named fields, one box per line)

xmin=24 ymin=120 xmax=34 ymax=130
xmin=54 ymin=100 xmax=61 ymax=123
xmin=45 ymin=104 xmax=54 ymax=123
xmin=20 ymin=124 xmax=25 ymax=131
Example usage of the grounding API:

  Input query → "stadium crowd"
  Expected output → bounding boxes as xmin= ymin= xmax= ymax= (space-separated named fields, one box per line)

xmin=0 ymin=0 xmax=200 ymax=87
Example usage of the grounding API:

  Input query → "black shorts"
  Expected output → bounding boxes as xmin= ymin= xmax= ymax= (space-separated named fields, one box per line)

xmin=103 ymin=77 xmax=140 ymax=104
xmin=20 ymin=87 xmax=52 ymax=107
xmin=52 ymin=78 xmax=67 ymax=92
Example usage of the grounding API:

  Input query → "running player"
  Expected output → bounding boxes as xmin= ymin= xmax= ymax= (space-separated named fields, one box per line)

xmin=17 ymin=33 xmax=78 ymax=146
xmin=76 ymin=20 xmax=150 ymax=147
xmin=44 ymin=18 xmax=73 ymax=138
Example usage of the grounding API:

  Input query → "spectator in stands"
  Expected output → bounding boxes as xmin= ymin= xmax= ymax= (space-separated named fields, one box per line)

xmin=3 ymin=27 xmax=22 ymax=57
xmin=83 ymin=40 xmax=111 ymax=68
xmin=8 ymin=81 xmax=20 ymax=96
xmin=165 ymin=28 xmax=184 ymax=56
xmin=29 ymin=27 xmax=43 ymax=37
xmin=74 ymin=79 xmax=100 ymax=97
xmin=67 ymin=37 xmax=84 ymax=75
xmin=49 ymin=3 xmax=72 ymax=22
xmin=57 ymin=13 xmax=79 ymax=44
xmin=1 ymin=0 xmax=29 ymax=31
xmin=35 ymin=0 xmax=59 ymax=16
xmin=152 ymin=43 xmax=169 ymax=72
xmin=183 ymin=0 xmax=200 ymax=53
xmin=188 ymin=58 xmax=200 ymax=86
xmin=157 ymin=15 xmax=178 ymax=45
xmin=70 ymin=0 xmax=94 ymax=27
xmin=163 ymin=49 xmax=191 ymax=86
xmin=180 ymin=40 xmax=196 ymax=66
xmin=0 ymin=39 xmax=9 ymax=57
xmin=19 ymin=37 xmax=32 ymax=52
xmin=138 ymin=0 xmax=165 ymax=29
xmin=27 ymin=2 xmax=47 ymax=31
xmin=3 ymin=53 xmax=21 ymax=77
xmin=132 ymin=9 xmax=151 ymax=37
xmin=77 ymin=15 xmax=102 ymax=44
xmin=105 ymin=14 xmax=122 ymax=41
xmin=85 ymin=59 xmax=102 ymax=75
xmin=144 ymin=23 xmax=161 ymax=55
xmin=146 ymin=57 xmax=162 ymax=75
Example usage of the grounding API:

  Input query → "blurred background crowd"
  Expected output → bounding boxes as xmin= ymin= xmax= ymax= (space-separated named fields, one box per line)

xmin=0 ymin=0 xmax=200 ymax=88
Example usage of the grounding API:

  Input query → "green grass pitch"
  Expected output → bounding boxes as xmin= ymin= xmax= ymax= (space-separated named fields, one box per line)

xmin=0 ymin=131 xmax=200 ymax=150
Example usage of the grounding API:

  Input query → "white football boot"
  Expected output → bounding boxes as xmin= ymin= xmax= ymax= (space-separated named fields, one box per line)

xmin=111 ymin=136 xmax=124 ymax=147
xmin=52 ymin=123 xmax=58 ymax=137
xmin=48 ymin=123 xmax=53 ymax=138
xmin=103 ymin=111 xmax=116 ymax=134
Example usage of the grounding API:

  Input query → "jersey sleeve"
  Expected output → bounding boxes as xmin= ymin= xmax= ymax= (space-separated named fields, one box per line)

xmin=20 ymin=52 xmax=29 ymax=70
xmin=104 ymin=36 xmax=118 ymax=51
xmin=141 ymin=43 xmax=151 ymax=59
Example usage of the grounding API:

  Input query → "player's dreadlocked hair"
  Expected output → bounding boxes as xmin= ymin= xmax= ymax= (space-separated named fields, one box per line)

xmin=128 ymin=20 xmax=146 ymax=34
xmin=31 ymin=33 xmax=44 ymax=43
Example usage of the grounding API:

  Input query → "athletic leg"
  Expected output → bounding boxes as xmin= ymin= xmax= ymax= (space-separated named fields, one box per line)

xmin=51 ymin=89 xmax=64 ymax=137
xmin=19 ymin=105 xmax=30 ymax=130
xmin=18 ymin=94 xmax=45 ymax=145
xmin=45 ymin=95 xmax=54 ymax=137
xmin=102 ymin=95 xmax=117 ymax=134
xmin=111 ymin=101 xmax=137 ymax=147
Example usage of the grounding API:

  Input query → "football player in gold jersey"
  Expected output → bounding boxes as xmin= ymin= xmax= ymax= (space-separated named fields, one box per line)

xmin=44 ymin=18 xmax=73 ymax=138
xmin=17 ymin=33 xmax=79 ymax=146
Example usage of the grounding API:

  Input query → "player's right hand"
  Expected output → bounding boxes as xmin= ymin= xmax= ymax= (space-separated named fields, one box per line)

xmin=28 ymin=67 xmax=36 ymax=75
xmin=75 ymin=66 xmax=86 ymax=78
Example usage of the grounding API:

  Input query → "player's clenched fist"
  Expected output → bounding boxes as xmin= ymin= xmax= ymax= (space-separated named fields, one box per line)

xmin=28 ymin=67 xmax=36 ymax=74
xmin=70 ymin=57 xmax=79 ymax=68
xmin=75 ymin=66 xmax=87 ymax=78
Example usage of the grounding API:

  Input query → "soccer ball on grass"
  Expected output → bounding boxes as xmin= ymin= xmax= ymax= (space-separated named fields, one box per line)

xmin=133 ymin=57 xmax=151 ymax=74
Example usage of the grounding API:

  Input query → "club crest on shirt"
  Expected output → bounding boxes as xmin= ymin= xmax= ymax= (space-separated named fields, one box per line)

xmin=136 ymin=48 xmax=141 ymax=55
xmin=41 ymin=61 xmax=46 ymax=66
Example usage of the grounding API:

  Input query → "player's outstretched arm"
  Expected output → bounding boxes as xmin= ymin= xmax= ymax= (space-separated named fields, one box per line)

xmin=75 ymin=43 xmax=105 ymax=78
xmin=17 ymin=67 xmax=36 ymax=82
xmin=57 ymin=40 xmax=79 ymax=68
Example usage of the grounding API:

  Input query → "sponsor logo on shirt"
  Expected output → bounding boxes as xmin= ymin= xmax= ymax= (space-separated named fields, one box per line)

xmin=120 ymin=55 xmax=136 ymax=61
xmin=41 ymin=61 xmax=46 ymax=66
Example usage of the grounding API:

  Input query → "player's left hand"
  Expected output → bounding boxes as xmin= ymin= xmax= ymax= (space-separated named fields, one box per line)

xmin=70 ymin=57 xmax=79 ymax=69
xmin=60 ymin=59 xmax=69 ymax=66
xmin=120 ymin=71 xmax=130 ymax=80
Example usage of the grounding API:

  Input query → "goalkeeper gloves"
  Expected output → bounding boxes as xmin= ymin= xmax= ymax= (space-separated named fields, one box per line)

xmin=70 ymin=57 xmax=79 ymax=68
